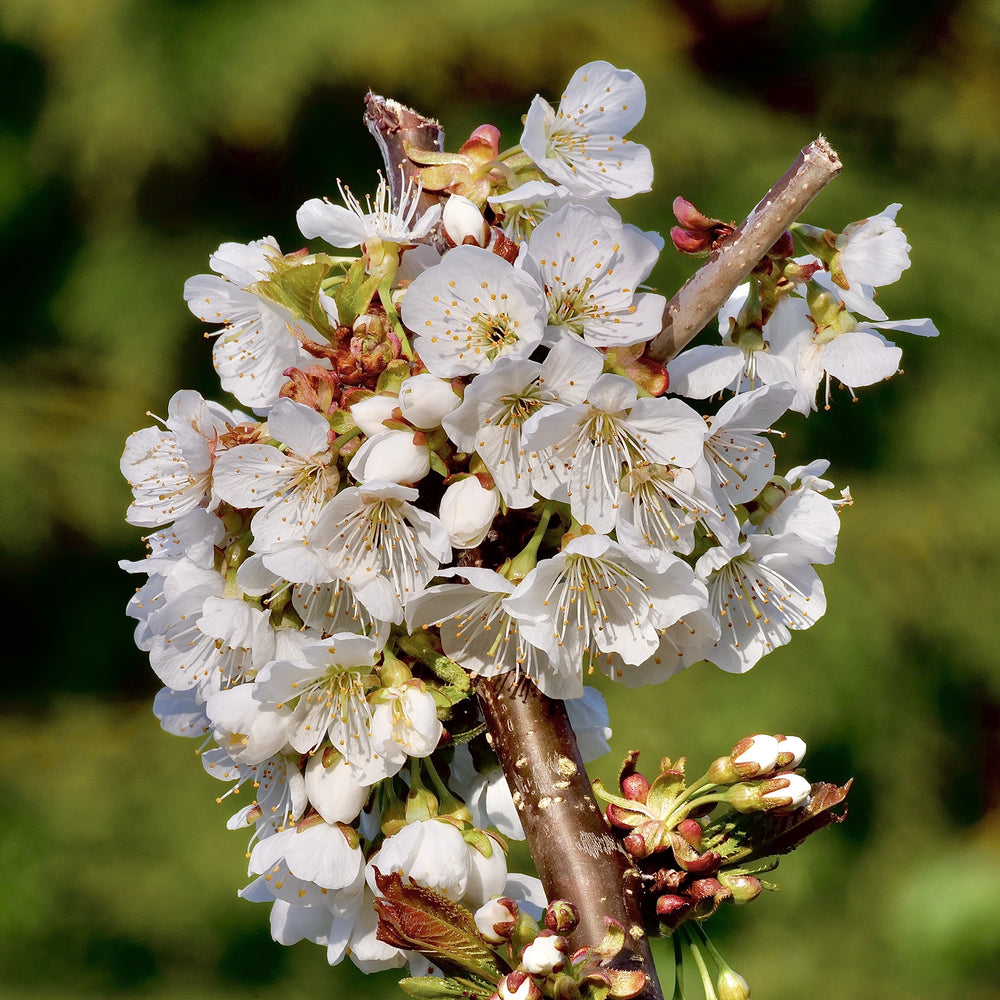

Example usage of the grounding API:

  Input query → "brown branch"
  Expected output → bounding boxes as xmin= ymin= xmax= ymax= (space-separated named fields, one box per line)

xmin=476 ymin=674 xmax=662 ymax=998
xmin=645 ymin=135 xmax=842 ymax=364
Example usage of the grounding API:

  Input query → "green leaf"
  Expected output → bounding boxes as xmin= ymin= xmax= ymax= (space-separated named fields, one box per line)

xmin=398 ymin=976 xmax=496 ymax=999
xmin=336 ymin=257 xmax=380 ymax=325
xmin=248 ymin=254 xmax=338 ymax=335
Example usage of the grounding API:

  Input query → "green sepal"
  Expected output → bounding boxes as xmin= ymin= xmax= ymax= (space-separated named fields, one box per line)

xmin=431 ymin=684 xmax=473 ymax=710
xmin=430 ymin=452 xmax=450 ymax=478
xmin=247 ymin=254 xmax=338 ymax=336
xmin=377 ymin=359 xmax=412 ymax=393
xmin=591 ymin=777 xmax=649 ymax=820
xmin=398 ymin=975 xmax=496 ymax=999
xmin=336 ymin=257 xmax=380 ymax=325
xmin=646 ymin=758 xmax=687 ymax=815
xmin=328 ymin=407 xmax=357 ymax=434
xmin=397 ymin=633 xmax=471 ymax=692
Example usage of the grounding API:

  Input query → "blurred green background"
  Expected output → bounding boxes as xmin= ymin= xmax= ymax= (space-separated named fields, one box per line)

xmin=2 ymin=0 xmax=998 ymax=997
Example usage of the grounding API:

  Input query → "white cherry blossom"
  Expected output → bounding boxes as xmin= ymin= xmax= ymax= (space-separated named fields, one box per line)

xmin=521 ymin=60 xmax=653 ymax=198
xmin=120 ymin=389 xmax=238 ymax=527
xmin=524 ymin=372 xmax=707 ymax=533
xmin=696 ymin=533 xmax=828 ymax=673
xmin=503 ymin=533 xmax=707 ymax=693
xmin=264 ymin=481 xmax=451 ymax=625
xmin=297 ymin=171 xmax=440 ymax=252
xmin=212 ymin=398 xmax=339 ymax=550
xmin=526 ymin=204 xmax=665 ymax=348
xmin=702 ymin=384 xmax=794 ymax=508
xmin=401 ymin=244 xmax=547 ymax=377
xmin=442 ymin=336 xmax=604 ymax=508
xmin=184 ymin=238 xmax=326 ymax=410
xmin=252 ymin=633 xmax=383 ymax=771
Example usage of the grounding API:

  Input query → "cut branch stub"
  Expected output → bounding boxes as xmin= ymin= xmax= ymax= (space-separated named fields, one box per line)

xmin=476 ymin=674 xmax=663 ymax=1000
xmin=364 ymin=92 xmax=447 ymax=219
xmin=645 ymin=135 xmax=842 ymax=364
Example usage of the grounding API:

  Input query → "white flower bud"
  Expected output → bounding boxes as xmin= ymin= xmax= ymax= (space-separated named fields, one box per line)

xmin=304 ymin=749 xmax=370 ymax=824
xmin=498 ymin=971 xmax=541 ymax=1000
xmin=520 ymin=931 xmax=568 ymax=975
xmin=762 ymin=772 xmax=812 ymax=811
xmin=775 ymin=734 xmax=806 ymax=769
xmin=474 ymin=897 xmax=519 ymax=944
xmin=350 ymin=394 xmax=399 ymax=436
xmin=731 ymin=733 xmax=780 ymax=777
xmin=398 ymin=373 xmax=461 ymax=429
xmin=439 ymin=476 xmax=500 ymax=548
xmin=348 ymin=429 xmax=431 ymax=484
xmin=442 ymin=194 xmax=490 ymax=247
xmin=463 ymin=833 xmax=509 ymax=909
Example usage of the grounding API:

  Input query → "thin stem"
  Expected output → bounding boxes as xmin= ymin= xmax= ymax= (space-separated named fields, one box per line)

xmin=645 ymin=136 xmax=842 ymax=364
xmin=682 ymin=927 xmax=718 ymax=1000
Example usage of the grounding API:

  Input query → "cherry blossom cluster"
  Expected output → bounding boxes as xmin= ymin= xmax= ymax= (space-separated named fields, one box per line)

xmin=121 ymin=59 xmax=931 ymax=982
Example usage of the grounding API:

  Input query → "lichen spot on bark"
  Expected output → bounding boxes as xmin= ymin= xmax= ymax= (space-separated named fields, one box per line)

xmin=556 ymin=755 xmax=578 ymax=777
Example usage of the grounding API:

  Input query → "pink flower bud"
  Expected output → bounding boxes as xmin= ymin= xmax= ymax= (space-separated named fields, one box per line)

xmin=676 ymin=818 xmax=702 ymax=848
xmin=654 ymin=893 xmax=690 ymax=929
xmin=544 ymin=899 xmax=579 ymax=935
xmin=621 ymin=772 xmax=651 ymax=802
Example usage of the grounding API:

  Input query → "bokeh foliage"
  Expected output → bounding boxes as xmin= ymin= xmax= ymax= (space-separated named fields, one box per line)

xmin=1 ymin=1 xmax=998 ymax=997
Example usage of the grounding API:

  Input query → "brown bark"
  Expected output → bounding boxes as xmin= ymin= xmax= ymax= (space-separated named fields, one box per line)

xmin=646 ymin=135 xmax=842 ymax=364
xmin=476 ymin=674 xmax=661 ymax=996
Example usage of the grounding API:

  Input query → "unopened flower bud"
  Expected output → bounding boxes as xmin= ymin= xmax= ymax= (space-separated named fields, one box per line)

xmin=761 ymin=772 xmax=812 ymax=812
xmin=499 ymin=970 xmax=541 ymax=1000
xmin=676 ymin=818 xmax=702 ymax=848
xmin=766 ymin=229 xmax=795 ymax=260
xmin=728 ymin=772 xmax=811 ymax=813
xmin=304 ymin=748 xmax=370 ymax=825
xmin=398 ymin=373 xmax=461 ymax=429
xmin=671 ymin=226 xmax=712 ymax=255
xmin=521 ymin=931 xmax=569 ymax=975
xmin=439 ymin=476 xmax=499 ymax=548
xmin=475 ymin=897 xmax=519 ymax=944
xmin=774 ymin=734 xmax=806 ymax=769
xmin=347 ymin=429 xmax=430 ymax=484
xmin=654 ymin=894 xmax=690 ymax=929
xmin=717 ymin=969 xmax=751 ymax=1000
xmin=442 ymin=195 xmax=491 ymax=248
xmin=544 ymin=900 xmax=579 ymax=935
xmin=717 ymin=871 xmax=763 ymax=904
xmin=672 ymin=195 xmax=721 ymax=232
xmin=730 ymin=734 xmax=780 ymax=777
xmin=350 ymin=393 xmax=399 ymax=436
xmin=623 ymin=831 xmax=647 ymax=858
xmin=621 ymin=772 xmax=650 ymax=802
